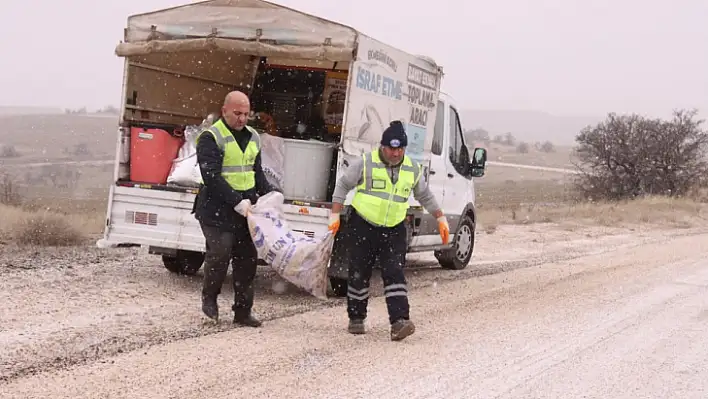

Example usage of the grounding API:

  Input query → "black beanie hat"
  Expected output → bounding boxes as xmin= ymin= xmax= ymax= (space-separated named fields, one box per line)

xmin=380 ymin=120 xmax=408 ymax=148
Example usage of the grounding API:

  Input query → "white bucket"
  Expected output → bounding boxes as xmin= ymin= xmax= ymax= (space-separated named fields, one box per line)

xmin=281 ymin=138 xmax=335 ymax=201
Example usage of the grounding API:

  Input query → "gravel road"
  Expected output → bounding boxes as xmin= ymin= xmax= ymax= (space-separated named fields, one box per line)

xmin=1 ymin=224 xmax=706 ymax=398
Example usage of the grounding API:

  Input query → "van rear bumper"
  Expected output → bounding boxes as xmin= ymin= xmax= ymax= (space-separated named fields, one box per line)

xmin=99 ymin=184 xmax=332 ymax=251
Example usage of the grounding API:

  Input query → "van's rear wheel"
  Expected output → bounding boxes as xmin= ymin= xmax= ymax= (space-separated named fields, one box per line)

xmin=435 ymin=215 xmax=475 ymax=270
xmin=162 ymin=250 xmax=205 ymax=276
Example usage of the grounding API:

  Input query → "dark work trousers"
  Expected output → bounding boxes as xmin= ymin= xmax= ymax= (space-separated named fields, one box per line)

xmin=346 ymin=210 xmax=409 ymax=324
xmin=200 ymin=223 xmax=258 ymax=317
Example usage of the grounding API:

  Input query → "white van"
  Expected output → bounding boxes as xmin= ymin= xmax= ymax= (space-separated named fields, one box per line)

xmin=97 ymin=0 xmax=487 ymax=296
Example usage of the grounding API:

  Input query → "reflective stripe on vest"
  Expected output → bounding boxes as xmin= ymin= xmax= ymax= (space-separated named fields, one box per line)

xmin=197 ymin=119 xmax=260 ymax=191
xmin=351 ymin=150 xmax=422 ymax=227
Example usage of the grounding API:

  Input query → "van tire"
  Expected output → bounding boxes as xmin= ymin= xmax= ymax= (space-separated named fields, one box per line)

xmin=435 ymin=215 xmax=475 ymax=270
xmin=162 ymin=250 xmax=205 ymax=276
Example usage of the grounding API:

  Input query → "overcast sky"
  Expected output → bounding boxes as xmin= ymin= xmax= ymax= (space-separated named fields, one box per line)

xmin=1 ymin=0 xmax=706 ymax=119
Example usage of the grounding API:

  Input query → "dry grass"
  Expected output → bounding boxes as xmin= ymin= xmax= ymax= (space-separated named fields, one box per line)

xmin=0 ymin=202 xmax=104 ymax=246
xmin=478 ymin=196 xmax=708 ymax=232
xmin=22 ymin=194 xmax=108 ymax=215
xmin=476 ymin=164 xmax=708 ymax=232
xmin=487 ymin=143 xmax=577 ymax=169
xmin=480 ymin=165 xmax=572 ymax=183
xmin=0 ymin=154 xmax=111 ymax=247
xmin=11 ymin=211 xmax=85 ymax=246
xmin=0 ymin=114 xmax=116 ymax=163
xmin=476 ymin=178 xmax=573 ymax=208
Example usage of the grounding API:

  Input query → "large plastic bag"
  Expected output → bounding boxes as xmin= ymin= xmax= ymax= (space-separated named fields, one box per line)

xmin=258 ymin=132 xmax=285 ymax=191
xmin=167 ymin=124 xmax=202 ymax=186
xmin=235 ymin=191 xmax=333 ymax=300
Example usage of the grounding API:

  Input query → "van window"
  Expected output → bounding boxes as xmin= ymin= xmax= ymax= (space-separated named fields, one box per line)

xmin=448 ymin=105 xmax=468 ymax=174
xmin=431 ymin=101 xmax=444 ymax=155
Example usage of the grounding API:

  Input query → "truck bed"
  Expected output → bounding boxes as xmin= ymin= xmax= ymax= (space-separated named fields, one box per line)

xmin=115 ymin=180 xmax=334 ymax=208
xmin=99 ymin=181 xmax=332 ymax=250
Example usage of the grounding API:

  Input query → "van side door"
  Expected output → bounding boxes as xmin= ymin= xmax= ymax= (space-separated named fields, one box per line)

xmin=442 ymin=104 xmax=472 ymax=226
xmin=426 ymin=99 xmax=448 ymax=208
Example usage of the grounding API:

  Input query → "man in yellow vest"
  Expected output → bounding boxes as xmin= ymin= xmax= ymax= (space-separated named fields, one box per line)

xmin=328 ymin=121 xmax=450 ymax=341
xmin=193 ymin=91 xmax=278 ymax=326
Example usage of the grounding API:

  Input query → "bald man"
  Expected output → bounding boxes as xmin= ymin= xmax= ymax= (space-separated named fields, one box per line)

xmin=193 ymin=91 xmax=278 ymax=326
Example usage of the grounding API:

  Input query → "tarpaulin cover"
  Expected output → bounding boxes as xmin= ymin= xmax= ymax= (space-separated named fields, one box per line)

xmin=116 ymin=0 xmax=357 ymax=61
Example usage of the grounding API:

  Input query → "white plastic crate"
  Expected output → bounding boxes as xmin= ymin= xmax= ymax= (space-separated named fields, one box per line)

xmin=281 ymin=138 xmax=335 ymax=201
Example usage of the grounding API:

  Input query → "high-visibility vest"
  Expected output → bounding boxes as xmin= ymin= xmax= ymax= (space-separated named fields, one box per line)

xmin=351 ymin=150 xmax=422 ymax=227
xmin=197 ymin=119 xmax=260 ymax=191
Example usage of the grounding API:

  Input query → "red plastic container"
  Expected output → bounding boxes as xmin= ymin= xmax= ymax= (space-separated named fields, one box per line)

xmin=129 ymin=127 xmax=184 ymax=184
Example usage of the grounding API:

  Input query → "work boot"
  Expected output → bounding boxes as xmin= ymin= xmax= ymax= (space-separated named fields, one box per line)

xmin=233 ymin=313 xmax=263 ymax=328
xmin=201 ymin=295 xmax=219 ymax=322
xmin=348 ymin=319 xmax=366 ymax=335
xmin=390 ymin=319 xmax=415 ymax=341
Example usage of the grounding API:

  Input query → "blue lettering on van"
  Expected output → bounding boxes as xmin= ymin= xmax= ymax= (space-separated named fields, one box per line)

xmin=356 ymin=66 xmax=403 ymax=99
xmin=381 ymin=76 xmax=403 ymax=100
xmin=356 ymin=66 xmax=381 ymax=93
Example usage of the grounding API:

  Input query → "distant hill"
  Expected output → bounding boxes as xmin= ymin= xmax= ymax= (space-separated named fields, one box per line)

xmin=0 ymin=106 xmax=64 ymax=116
xmin=459 ymin=109 xmax=603 ymax=145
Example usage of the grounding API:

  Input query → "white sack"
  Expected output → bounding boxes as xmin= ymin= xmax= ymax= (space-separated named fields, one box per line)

xmin=167 ymin=124 xmax=203 ymax=186
xmin=258 ymin=132 xmax=285 ymax=191
xmin=167 ymin=153 xmax=202 ymax=187
xmin=235 ymin=191 xmax=333 ymax=300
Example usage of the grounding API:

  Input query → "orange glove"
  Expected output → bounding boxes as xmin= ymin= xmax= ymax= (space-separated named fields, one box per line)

xmin=437 ymin=215 xmax=450 ymax=244
xmin=328 ymin=213 xmax=340 ymax=234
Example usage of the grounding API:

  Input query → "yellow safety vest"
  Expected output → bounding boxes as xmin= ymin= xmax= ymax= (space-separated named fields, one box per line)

xmin=197 ymin=119 xmax=261 ymax=191
xmin=351 ymin=150 xmax=422 ymax=227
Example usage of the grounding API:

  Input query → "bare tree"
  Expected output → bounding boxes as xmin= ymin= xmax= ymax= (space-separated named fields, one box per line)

xmin=0 ymin=144 xmax=19 ymax=158
xmin=539 ymin=141 xmax=555 ymax=153
xmin=465 ymin=128 xmax=490 ymax=144
xmin=573 ymin=109 xmax=708 ymax=200
xmin=72 ymin=143 xmax=91 ymax=156
xmin=0 ymin=172 xmax=22 ymax=205
xmin=516 ymin=142 xmax=530 ymax=153
xmin=502 ymin=132 xmax=516 ymax=146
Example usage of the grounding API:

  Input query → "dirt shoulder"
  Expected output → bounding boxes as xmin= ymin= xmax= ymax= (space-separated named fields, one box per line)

xmin=2 ymin=226 xmax=706 ymax=398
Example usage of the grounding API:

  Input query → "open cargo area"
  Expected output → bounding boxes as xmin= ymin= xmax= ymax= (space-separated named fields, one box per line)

xmin=118 ymin=52 xmax=352 ymax=203
xmin=114 ymin=0 xmax=364 ymax=203
xmin=117 ymin=57 xmax=347 ymax=202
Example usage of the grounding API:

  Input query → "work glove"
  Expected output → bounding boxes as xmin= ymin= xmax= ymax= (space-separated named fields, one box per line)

xmin=328 ymin=212 xmax=340 ymax=234
xmin=234 ymin=199 xmax=252 ymax=216
xmin=437 ymin=215 xmax=450 ymax=245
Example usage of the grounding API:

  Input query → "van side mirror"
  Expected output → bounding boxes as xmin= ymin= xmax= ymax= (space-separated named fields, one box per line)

xmin=468 ymin=147 xmax=487 ymax=177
